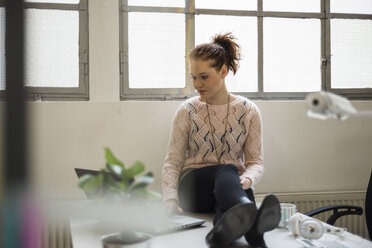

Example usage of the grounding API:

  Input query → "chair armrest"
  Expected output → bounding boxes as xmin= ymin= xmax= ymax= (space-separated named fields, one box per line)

xmin=304 ymin=205 xmax=363 ymax=225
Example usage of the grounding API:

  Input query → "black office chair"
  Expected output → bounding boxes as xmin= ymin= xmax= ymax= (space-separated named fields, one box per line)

xmin=304 ymin=170 xmax=372 ymax=240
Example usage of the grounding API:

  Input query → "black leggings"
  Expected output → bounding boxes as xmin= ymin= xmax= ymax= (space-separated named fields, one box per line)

xmin=178 ymin=164 xmax=255 ymax=224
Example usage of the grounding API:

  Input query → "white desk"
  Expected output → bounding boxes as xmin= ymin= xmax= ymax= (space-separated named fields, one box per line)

xmin=70 ymin=213 xmax=372 ymax=248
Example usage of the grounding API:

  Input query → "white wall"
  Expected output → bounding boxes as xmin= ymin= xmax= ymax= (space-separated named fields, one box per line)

xmin=22 ymin=0 xmax=372 ymax=199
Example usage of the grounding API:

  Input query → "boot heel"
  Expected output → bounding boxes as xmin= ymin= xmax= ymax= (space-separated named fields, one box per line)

xmin=206 ymin=202 xmax=257 ymax=246
xmin=244 ymin=194 xmax=281 ymax=248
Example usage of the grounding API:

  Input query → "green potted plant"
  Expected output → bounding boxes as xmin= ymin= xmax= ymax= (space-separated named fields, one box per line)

xmin=78 ymin=147 xmax=161 ymax=201
xmin=77 ymin=147 xmax=162 ymax=247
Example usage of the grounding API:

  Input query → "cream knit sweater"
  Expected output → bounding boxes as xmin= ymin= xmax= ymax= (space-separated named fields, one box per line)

xmin=161 ymin=95 xmax=264 ymax=202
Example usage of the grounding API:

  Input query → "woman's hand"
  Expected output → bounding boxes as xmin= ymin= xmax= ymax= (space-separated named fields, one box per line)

xmin=239 ymin=176 xmax=252 ymax=190
xmin=163 ymin=199 xmax=184 ymax=216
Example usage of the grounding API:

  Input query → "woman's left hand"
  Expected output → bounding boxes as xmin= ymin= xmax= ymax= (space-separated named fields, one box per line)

xmin=239 ymin=176 xmax=252 ymax=190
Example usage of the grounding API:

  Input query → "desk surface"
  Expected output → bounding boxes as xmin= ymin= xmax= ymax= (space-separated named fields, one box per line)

xmin=71 ymin=213 xmax=372 ymax=248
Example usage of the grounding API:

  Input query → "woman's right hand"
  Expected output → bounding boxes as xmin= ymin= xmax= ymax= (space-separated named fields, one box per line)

xmin=163 ymin=199 xmax=184 ymax=216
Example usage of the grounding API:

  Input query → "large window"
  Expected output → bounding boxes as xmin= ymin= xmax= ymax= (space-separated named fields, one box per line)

xmin=0 ymin=0 xmax=89 ymax=100
xmin=120 ymin=0 xmax=372 ymax=100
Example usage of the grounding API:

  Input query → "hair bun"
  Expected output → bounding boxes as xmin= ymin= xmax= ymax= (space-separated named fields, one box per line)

xmin=212 ymin=32 xmax=241 ymax=75
xmin=212 ymin=33 xmax=235 ymax=49
xmin=188 ymin=32 xmax=241 ymax=75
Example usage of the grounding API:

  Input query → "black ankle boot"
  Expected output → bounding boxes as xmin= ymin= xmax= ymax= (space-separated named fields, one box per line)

xmin=244 ymin=194 xmax=281 ymax=247
xmin=206 ymin=198 xmax=257 ymax=247
xmin=245 ymin=234 xmax=267 ymax=248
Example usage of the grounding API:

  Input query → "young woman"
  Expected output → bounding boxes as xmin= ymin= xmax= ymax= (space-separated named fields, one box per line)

xmin=162 ymin=33 xmax=280 ymax=247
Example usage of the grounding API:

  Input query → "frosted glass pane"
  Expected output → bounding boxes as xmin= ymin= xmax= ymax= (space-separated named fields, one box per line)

xmin=25 ymin=9 xmax=79 ymax=87
xmin=264 ymin=0 xmax=320 ymax=12
xmin=195 ymin=15 xmax=257 ymax=92
xmin=264 ymin=18 xmax=321 ymax=92
xmin=331 ymin=0 xmax=372 ymax=15
xmin=196 ymin=0 xmax=256 ymax=11
xmin=25 ymin=0 xmax=80 ymax=3
xmin=128 ymin=0 xmax=183 ymax=7
xmin=0 ymin=8 xmax=5 ymax=90
xmin=331 ymin=19 xmax=372 ymax=89
xmin=128 ymin=13 xmax=185 ymax=88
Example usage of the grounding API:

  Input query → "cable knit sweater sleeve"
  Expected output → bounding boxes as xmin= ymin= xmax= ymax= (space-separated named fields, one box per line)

xmin=161 ymin=104 xmax=189 ymax=203
xmin=241 ymin=102 xmax=264 ymax=187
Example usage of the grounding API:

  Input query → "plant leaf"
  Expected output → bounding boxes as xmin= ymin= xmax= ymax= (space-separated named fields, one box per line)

xmin=106 ymin=163 xmax=123 ymax=178
xmin=78 ymin=174 xmax=103 ymax=195
xmin=123 ymin=161 xmax=145 ymax=180
xmin=78 ymin=174 xmax=94 ymax=188
xmin=118 ymin=180 xmax=128 ymax=191
xmin=104 ymin=147 xmax=124 ymax=168
xmin=132 ymin=189 xmax=162 ymax=199
xmin=101 ymin=169 xmax=119 ymax=189
xmin=128 ymin=172 xmax=154 ymax=191
xmin=131 ymin=188 xmax=148 ymax=198
xmin=147 ymin=190 xmax=162 ymax=199
xmin=106 ymin=187 xmax=123 ymax=195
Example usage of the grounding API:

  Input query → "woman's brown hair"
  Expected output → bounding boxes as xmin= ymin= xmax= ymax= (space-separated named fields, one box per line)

xmin=188 ymin=32 xmax=241 ymax=75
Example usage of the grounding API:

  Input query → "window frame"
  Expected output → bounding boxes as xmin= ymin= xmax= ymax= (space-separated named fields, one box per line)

xmin=119 ymin=2 xmax=194 ymax=100
xmin=0 ymin=0 xmax=89 ymax=101
xmin=324 ymin=1 xmax=372 ymax=99
xmin=120 ymin=0 xmax=372 ymax=100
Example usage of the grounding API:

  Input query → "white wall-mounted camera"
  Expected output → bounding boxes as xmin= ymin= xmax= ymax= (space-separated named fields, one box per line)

xmin=305 ymin=91 xmax=357 ymax=120
xmin=305 ymin=91 xmax=372 ymax=120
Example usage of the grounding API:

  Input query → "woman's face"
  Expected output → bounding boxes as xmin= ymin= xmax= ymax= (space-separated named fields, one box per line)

xmin=189 ymin=59 xmax=228 ymax=102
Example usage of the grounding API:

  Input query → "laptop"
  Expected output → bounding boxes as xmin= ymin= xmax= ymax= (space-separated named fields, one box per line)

xmin=74 ymin=168 xmax=206 ymax=234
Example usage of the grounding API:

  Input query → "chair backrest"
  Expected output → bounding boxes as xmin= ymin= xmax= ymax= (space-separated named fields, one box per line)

xmin=365 ymin=170 xmax=372 ymax=240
